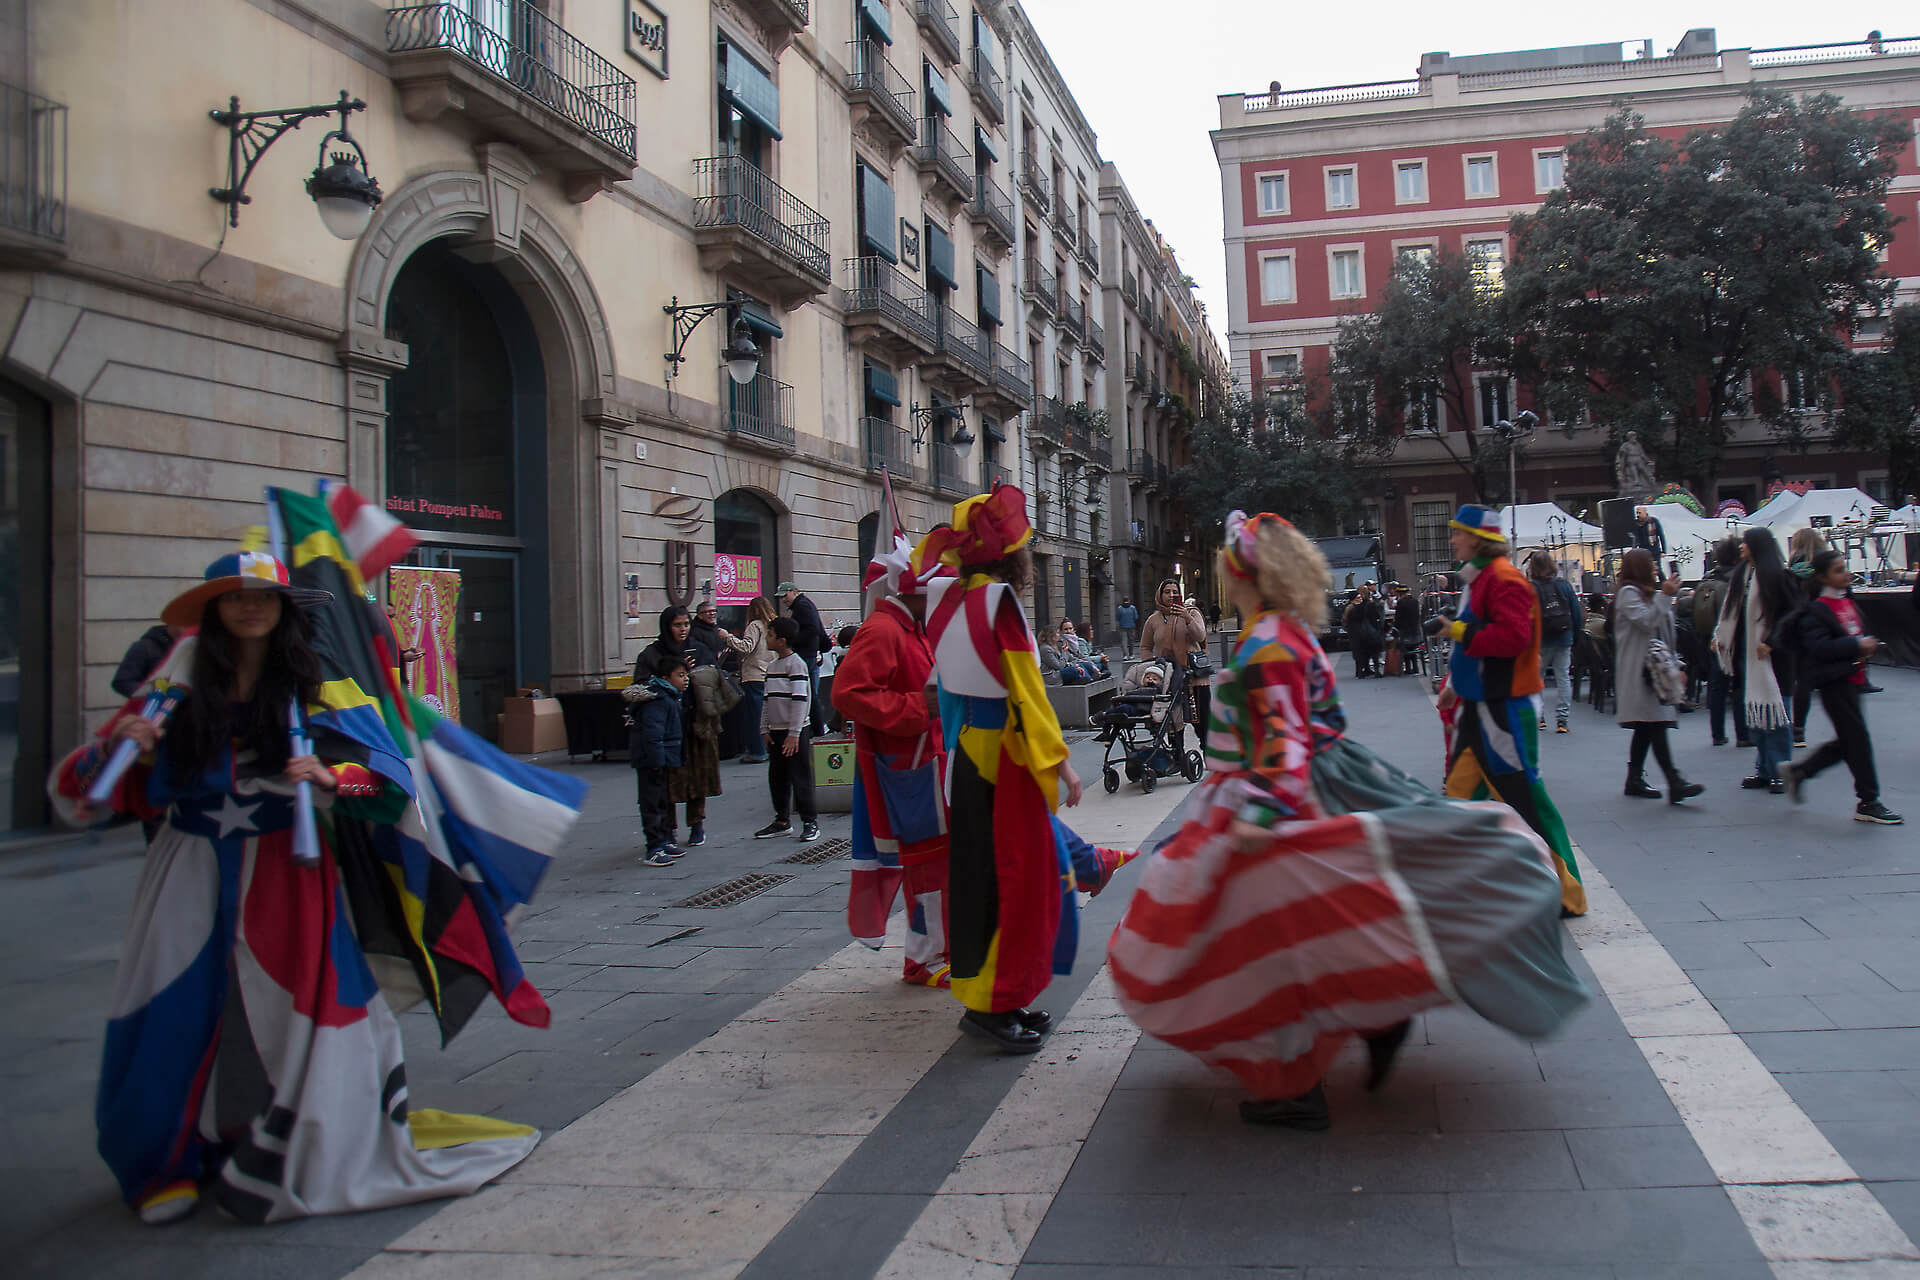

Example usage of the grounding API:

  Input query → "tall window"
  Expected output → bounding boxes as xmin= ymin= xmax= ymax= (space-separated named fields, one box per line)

xmin=1258 ymin=252 xmax=1295 ymax=303
xmin=1783 ymin=368 xmax=1817 ymax=413
xmin=1477 ymin=375 xmax=1512 ymax=428
xmin=1412 ymin=500 xmax=1452 ymax=568
xmin=1535 ymin=148 xmax=1565 ymax=192
xmin=1466 ymin=237 xmax=1505 ymax=294
xmin=1407 ymin=385 xmax=1442 ymax=433
xmin=1395 ymin=243 xmax=1435 ymax=273
xmin=1257 ymin=172 xmax=1288 ymax=215
xmin=1325 ymin=165 xmax=1357 ymax=209
xmin=1394 ymin=159 xmax=1427 ymax=203
xmin=718 ymin=40 xmax=779 ymax=168
xmin=1465 ymin=154 xmax=1497 ymax=197
xmin=1330 ymin=248 xmax=1363 ymax=298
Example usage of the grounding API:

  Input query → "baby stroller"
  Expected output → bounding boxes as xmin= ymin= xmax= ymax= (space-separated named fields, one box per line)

xmin=1095 ymin=659 xmax=1205 ymax=794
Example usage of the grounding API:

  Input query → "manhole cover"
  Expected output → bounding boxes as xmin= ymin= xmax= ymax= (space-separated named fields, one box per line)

xmin=672 ymin=873 xmax=795 ymax=909
xmin=782 ymin=836 xmax=853 ymax=865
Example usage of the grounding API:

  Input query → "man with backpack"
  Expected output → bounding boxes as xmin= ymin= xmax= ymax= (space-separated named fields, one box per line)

xmin=1526 ymin=553 xmax=1582 ymax=733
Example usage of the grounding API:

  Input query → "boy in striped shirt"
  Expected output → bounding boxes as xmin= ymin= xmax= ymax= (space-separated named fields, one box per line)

xmin=757 ymin=617 xmax=820 ymax=842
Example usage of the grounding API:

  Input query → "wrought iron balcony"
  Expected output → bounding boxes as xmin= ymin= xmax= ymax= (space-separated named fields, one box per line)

xmin=1051 ymin=189 xmax=1074 ymax=234
xmin=1030 ymin=396 xmax=1068 ymax=452
xmin=1022 ymin=266 xmax=1056 ymax=315
xmin=0 ymin=82 xmax=66 ymax=251
xmin=1019 ymin=151 xmax=1050 ymax=207
xmin=968 ymin=47 xmax=1005 ymax=124
xmin=931 ymin=441 xmax=970 ymax=495
xmin=1078 ymin=224 xmax=1099 ymax=273
xmin=1122 ymin=271 xmax=1138 ymax=309
xmin=842 ymin=256 xmax=937 ymax=356
xmin=1059 ymin=294 xmax=1086 ymax=341
xmin=691 ymin=155 xmax=831 ymax=303
xmin=915 ymin=0 xmax=963 ymax=64
xmin=968 ymin=172 xmax=1015 ymax=253
xmin=1126 ymin=351 xmax=1146 ymax=385
xmin=984 ymin=462 xmax=1012 ymax=490
xmin=1087 ymin=316 xmax=1105 ymax=362
xmin=846 ymin=40 xmax=917 ymax=147
xmin=728 ymin=372 xmax=797 ymax=454
xmin=931 ymin=306 xmax=992 ymax=388
xmin=863 ymin=416 xmax=914 ymax=476
xmin=915 ymin=117 xmax=974 ymax=203
xmin=989 ymin=344 xmax=1033 ymax=408
xmin=387 ymin=2 xmax=636 ymax=197
xmin=1127 ymin=449 xmax=1161 ymax=488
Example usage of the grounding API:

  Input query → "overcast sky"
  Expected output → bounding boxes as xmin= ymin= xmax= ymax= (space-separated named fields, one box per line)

xmin=1017 ymin=1 xmax=1877 ymax=357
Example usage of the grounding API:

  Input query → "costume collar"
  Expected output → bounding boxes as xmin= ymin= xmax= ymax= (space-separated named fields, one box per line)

xmin=1820 ymin=585 xmax=1848 ymax=600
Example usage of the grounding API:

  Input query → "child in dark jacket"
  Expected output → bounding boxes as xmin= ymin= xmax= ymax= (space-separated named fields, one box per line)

xmin=1781 ymin=552 xmax=1901 ymax=825
xmin=629 ymin=655 xmax=691 ymax=863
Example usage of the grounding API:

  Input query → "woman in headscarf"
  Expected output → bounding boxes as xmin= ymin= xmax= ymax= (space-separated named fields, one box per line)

xmin=1109 ymin=511 xmax=1586 ymax=1131
xmin=1715 ymin=528 xmax=1800 ymax=794
xmin=637 ymin=605 xmax=724 ymax=847
xmin=1137 ymin=577 xmax=1210 ymax=752
xmin=920 ymin=485 xmax=1084 ymax=1053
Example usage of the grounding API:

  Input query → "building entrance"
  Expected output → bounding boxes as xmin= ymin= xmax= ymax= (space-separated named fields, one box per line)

xmin=0 ymin=379 xmax=50 ymax=829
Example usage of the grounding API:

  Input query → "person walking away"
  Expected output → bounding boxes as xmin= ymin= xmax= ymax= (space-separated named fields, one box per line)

xmin=1344 ymin=582 xmax=1385 ymax=678
xmin=836 ymin=533 xmax=954 ymax=985
xmin=1785 ymin=528 xmax=1829 ymax=745
xmin=1438 ymin=505 xmax=1587 ymax=917
xmin=638 ymin=606 xmax=723 ymax=847
xmin=1780 ymin=552 xmax=1902 ymax=824
xmin=1612 ymin=550 xmax=1704 ymax=803
xmin=732 ymin=597 xmax=777 ymax=763
xmin=1115 ymin=597 xmax=1139 ymax=657
xmin=1110 ymin=510 xmax=1586 ymax=1130
xmin=1697 ymin=539 xmax=1746 ymax=747
xmin=1392 ymin=584 xmax=1421 ymax=675
xmin=1139 ymin=578 xmax=1209 ymax=752
xmin=779 ymin=580 xmax=829 ymax=735
xmin=818 ymin=625 xmax=857 ymax=733
xmin=1714 ymin=528 xmax=1798 ymax=795
xmin=756 ymin=618 xmax=819 ymax=842
xmin=1528 ymin=553 xmax=1582 ymax=733
xmin=627 ymin=654 xmax=689 ymax=864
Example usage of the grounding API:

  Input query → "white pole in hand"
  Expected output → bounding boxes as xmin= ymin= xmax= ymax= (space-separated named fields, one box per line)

xmin=264 ymin=490 xmax=321 ymax=868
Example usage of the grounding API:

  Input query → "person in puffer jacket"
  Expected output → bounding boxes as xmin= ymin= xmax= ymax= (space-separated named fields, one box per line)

xmin=626 ymin=654 xmax=688 ymax=864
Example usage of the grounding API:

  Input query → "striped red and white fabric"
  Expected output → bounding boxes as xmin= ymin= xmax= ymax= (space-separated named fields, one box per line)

xmin=323 ymin=481 xmax=418 ymax=581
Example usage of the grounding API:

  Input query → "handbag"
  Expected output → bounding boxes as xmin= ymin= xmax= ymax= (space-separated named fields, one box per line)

xmin=715 ymin=671 xmax=746 ymax=715
xmin=1643 ymin=636 xmax=1688 ymax=706
xmin=1185 ymin=652 xmax=1215 ymax=679
xmin=873 ymin=733 xmax=947 ymax=846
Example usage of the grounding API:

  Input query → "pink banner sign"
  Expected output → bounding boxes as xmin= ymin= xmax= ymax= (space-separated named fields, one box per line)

xmin=714 ymin=553 xmax=761 ymax=607
xmin=388 ymin=566 xmax=462 ymax=722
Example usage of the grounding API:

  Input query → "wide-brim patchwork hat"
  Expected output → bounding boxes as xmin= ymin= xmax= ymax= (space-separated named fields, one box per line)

xmin=1448 ymin=504 xmax=1507 ymax=542
xmin=161 ymin=550 xmax=333 ymax=627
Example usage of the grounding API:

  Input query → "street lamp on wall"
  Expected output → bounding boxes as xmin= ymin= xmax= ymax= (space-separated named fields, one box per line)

xmin=662 ymin=298 xmax=762 ymax=385
xmin=910 ymin=401 xmax=976 ymax=459
xmin=209 ymin=90 xmax=383 ymax=240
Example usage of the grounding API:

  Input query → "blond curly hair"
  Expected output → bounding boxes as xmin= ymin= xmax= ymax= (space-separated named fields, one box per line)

xmin=1219 ymin=518 xmax=1330 ymax=630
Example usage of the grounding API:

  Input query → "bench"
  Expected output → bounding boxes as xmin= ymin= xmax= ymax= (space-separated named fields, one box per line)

xmin=1045 ymin=676 xmax=1118 ymax=729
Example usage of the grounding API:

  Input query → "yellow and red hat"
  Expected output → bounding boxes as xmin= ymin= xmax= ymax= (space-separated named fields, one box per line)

xmin=920 ymin=483 xmax=1034 ymax=569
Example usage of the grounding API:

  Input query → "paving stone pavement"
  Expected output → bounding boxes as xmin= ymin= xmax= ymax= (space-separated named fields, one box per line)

xmin=4 ymin=656 xmax=1919 ymax=1277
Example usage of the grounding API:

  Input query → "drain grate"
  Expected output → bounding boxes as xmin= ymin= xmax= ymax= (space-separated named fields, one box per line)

xmin=782 ymin=836 xmax=853 ymax=866
xmin=672 ymin=873 xmax=795 ymax=909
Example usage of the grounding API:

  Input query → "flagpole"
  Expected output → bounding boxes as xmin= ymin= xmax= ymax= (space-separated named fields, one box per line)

xmin=264 ymin=488 xmax=322 ymax=867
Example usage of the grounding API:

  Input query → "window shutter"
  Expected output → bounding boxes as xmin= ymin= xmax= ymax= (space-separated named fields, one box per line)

xmin=721 ymin=41 xmax=783 ymax=139
xmin=859 ymin=0 xmax=892 ymax=44
xmin=734 ymin=298 xmax=783 ymax=340
xmin=973 ymin=124 xmax=999 ymax=163
xmin=924 ymin=61 xmax=952 ymax=116
xmin=977 ymin=265 xmax=1001 ymax=325
xmin=864 ymin=363 xmax=902 ymax=407
xmin=926 ymin=222 xmax=956 ymax=289
xmin=857 ymin=163 xmax=897 ymax=262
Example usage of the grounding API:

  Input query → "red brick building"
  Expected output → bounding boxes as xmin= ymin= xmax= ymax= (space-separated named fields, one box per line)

xmin=1214 ymin=30 xmax=1920 ymax=581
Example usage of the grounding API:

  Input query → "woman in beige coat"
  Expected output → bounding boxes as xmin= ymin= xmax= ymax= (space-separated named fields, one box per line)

xmin=729 ymin=596 xmax=778 ymax=763
xmin=1138 ymin=577 xmax=1210 ymax=750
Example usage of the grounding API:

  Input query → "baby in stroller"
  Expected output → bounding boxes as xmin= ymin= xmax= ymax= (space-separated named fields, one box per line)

xmin=1095 ymin=659 xmax=1204 ymax=794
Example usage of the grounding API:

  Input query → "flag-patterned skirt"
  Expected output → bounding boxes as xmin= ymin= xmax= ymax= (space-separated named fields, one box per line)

xmin=1444 ymin=694 xmax=1586 ymax=917
xmin=1109 ymin=738 xmax=1587 ymax=1101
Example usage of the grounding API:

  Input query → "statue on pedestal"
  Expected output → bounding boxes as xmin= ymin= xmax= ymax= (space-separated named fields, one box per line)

xmin=1614 ymin=431 xmax=1657 ymax=501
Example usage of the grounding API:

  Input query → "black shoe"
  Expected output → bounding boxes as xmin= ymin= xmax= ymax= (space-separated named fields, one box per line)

xmin=1239 ymin=1083 xmax=1331 ymax=1130
xmin=754 ymin=820 xmax=792 ymax=839
xmin=1364 ymin=1020 xmax=1411 ymax=1092
xmin=1667 ymin=779 xmax=1704 ymax=804
xmin=1793 ymin=735 xmax=1808 ymax=750
xmin=1864 ymin=683 xmax=1885 ymax=694
xmin=1856 ymin=802 xmax=1904 ymax=825
xmin=1712 ymin=736 xmax=1728 ymax=746
xmin=1013 ymin=1008 xmax=1053 ymax=1035
xmin=958 ymin=1010 xmax=1045 ymax=1053
xmin=1780 ymin=762 xmax=1804 ymax=805
xmin=798 ymin=822 xmax=821 ymax=843
xmin=1769 ymin=779 xmax=1787 ymax=796
xmin=1735 ymin=739 xmax=1754 ymax=749
xmin=1624 ymin=778 xmax=1662 ymax=799
xmin=1740 ymin=775 xmax=1770 ymax=790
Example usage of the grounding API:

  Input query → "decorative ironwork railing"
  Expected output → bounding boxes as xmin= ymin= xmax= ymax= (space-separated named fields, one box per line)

xmin=916 ymin=116 xmax=974 ymax=198
xmin=728 ymin=372 xmax=797 ymax=450
xmin=846 ymin=40 xmax=916 ymax=138
xmin=692 ymin=155 xmax=831 ymax=280
xmin=0 ymin=81 xmax=66 ymax=243
xmin=843 ymin=256 xmax=935 ymax=344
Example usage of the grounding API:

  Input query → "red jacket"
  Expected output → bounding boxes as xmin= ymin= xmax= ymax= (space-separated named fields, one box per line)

xmin=832 ymin=598 xmax=946 ymax=861
xmin=1460 ymin=554 xmax=1543 ymax=700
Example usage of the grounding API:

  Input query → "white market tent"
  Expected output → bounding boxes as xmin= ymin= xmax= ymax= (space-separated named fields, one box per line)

xmin=1744 ymin=487 xmax=1882 ymax=534
xmin=1643 ymin=507 xmax=1748 ymax=578
xmin=1500 ymin=502 xmax=1605 ymax=547
xmin=1888 ymin=504 xmax=1920 ymax=527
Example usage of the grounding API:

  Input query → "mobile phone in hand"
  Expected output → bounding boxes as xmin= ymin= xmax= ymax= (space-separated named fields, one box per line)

xmin=1668 ymin=560 xmax=1680 ymax=579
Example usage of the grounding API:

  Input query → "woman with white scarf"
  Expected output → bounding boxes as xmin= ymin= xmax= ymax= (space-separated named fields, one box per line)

xmin=1713 ymin=528 xmax=1800 ymax=794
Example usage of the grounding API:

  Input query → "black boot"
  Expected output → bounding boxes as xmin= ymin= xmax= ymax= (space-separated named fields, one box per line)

xmin=1363 ymin=1020 xmax=1412 ymax=1092
xmin=959 ymin=1009 xmax=1044 ymax=1053
xmin=1667 ymin=778 xmax=1704 ymax=804
xmin=1624 ymin=776 xmax=1662 ymax=799
xmin=1239 ymin=1083 xmax=1330 ymax=1130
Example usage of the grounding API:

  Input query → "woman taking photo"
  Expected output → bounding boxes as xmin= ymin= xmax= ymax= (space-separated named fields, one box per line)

xmin=637 ymin=606 xmax=725 ymax=847
xmin=1138 ymin=578 xmax=1209 ymax=749
xmin=1715 ymin=529 xmax=1799 ymax=794
xmin=1612 ymin=549 xmax=1704 ymax=803
xmin=730 ymin=596 xmax=777 ymax=763
xmin=1109 ymin=512 xmax=1585 ymax=1131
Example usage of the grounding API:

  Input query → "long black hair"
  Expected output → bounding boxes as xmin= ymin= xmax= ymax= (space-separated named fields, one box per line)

xmin=1741 ymin=528 xmax=1799 ymax=624
xmin=169 ymin=595 xmax=322 ymax=783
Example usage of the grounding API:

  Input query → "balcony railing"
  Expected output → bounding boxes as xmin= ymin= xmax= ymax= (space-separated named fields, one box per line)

xmin=0 ymin=82 xmax=66 ymax=246
xmin=968 ymin=46 xmax=1005 ymax=123
xmin=984 ymin=462 xmax=1012 ymax=490
xmin=990 ymin=344 xmax=1033 ymax=405
xmin=1127 ymin=449 xmax=1161 ymax=487
xmin=1030 ymin=396 xmax=1068 ymax=451
xmin=1122 ymin=271 xmax=1138 ymax=307
xmin=1125 ymin=351 xmax=1144 ymax=384
xmin=930 ymin=441 xmax=970 ymax=495
xmin=1019 ymin=151 xmax=1050 ymax=206
xmin=846 ymin=40 xmax=916 ymax=143
xmin=1051 ymin=189 xmax=1074 ymax=233
xmin=1087 ymin=316 xmax=1105 ymax=361
xmin=729 ymin=372 xmax=797 ymax=452
xmin=969 ymin=172 xmax=1015 ymax=247
xmin=914 ymin=0 xmax=963 ymax=63
xmin=1079 ymin=224 xmax=1099 ymax=272
xmin=387 ymin=2 xmax=637 ymax=159
xmin=916 ymin=116 xmax=974 ymax=200
xmin=934 ymin=307 xmax=991 ymax=384
xmin=863 ymin=416 xmax=913 ymax=475
xmin=1022 ymin=266 xmax=1056 ymax=314
xmin=692 ymin=154 xmax=831 ymax=283
xmin=843 ymin=256 xmax=936 ymax=346
xmin=1059 ymin=294 xmax=1086 ymax=340
xmin=1088 ymin=435 xmax=1113 ymax=472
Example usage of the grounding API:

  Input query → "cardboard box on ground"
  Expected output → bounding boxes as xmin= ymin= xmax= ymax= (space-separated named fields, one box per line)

xmin=498 ymin=690 xmax=567 ymax=755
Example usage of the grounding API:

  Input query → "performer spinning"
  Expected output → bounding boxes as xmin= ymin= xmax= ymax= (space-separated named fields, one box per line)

xmin=1437 ymin=505 xmax=1587 ymax=917
xmin=50 ymin=549 xmax=544 ymax=1224
xmin=1110 ymin=512 xmax=1586 ymax=1129
xmin=836 ymin=531 xmax=955 ymax=986
xmin=921 ymin=486 xmax=1084 ymax=1053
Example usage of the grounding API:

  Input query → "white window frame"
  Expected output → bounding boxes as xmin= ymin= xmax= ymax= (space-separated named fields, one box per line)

xmin=1324 ymin=163 xmax=1358 ymax=210
xmin=1392 ymin=237 xmax=1439 ymax=272
xmin=1327 ymin=243 xmax=1365 ymax=299
xmin=1463 ymin=152 xmax=1499 ymax=200
xmin=1392 ymin=157 xmax=1429 ymax=206
xmin=1257 ymin=250 xmax=1297 ymax=304
xmin=1474 ymin=373 xmax=1516 ymax=429
xmin=1533 ymin=147 xmax=1566 ymax=193
xmin=1782 ymin=368 xmax=1818 ymax=414
xmin=1253 ymin=168 xmax=1290 ymax=217
xmin=1263 ymin=350 xmax=1302 ymax=382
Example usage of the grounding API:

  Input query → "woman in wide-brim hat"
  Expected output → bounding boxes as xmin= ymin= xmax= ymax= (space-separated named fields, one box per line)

xmin=48 ymin=547 xmax=538 ymax=1226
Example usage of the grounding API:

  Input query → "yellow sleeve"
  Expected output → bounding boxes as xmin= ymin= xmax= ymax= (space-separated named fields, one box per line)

xmin=1000 ymin=647 xmax=1068 ymax=811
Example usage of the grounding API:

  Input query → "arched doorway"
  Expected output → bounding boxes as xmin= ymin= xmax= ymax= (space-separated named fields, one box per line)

xmin=714 ymin=490 xmax=781 ymax=632
xmin=384 ymin=240 xmax=551 ymax=739
xmin=0 ymin=379 xmax=51 ymax=828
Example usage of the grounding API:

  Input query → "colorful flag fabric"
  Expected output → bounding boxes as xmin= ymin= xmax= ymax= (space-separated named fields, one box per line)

xmin=324 ymin=480 xmax=419 ymax=580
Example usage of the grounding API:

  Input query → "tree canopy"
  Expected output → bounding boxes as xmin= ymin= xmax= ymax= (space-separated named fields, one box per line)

xmin=1834 ymin=305 xmax=1920 ymax=504
xmin=1505 ymin=89 xmax=1910 ymax=495
xmin=1164 ymin=385 xmax=1371 ymax=541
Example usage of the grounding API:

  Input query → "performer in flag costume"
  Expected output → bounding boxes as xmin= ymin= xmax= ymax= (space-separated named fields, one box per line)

xmin=51 ymin=489 xmax=586 ymax=1226
xmin=836 ymin=530 xmax=955 ymax=985
xmin=1437 ymin=505 xmax=1586 ymax=917
xmin=920 ymin=485 xmax=1086 ymax=1053
xmin=1109 ymin=511 xmax=1586 ymax=1129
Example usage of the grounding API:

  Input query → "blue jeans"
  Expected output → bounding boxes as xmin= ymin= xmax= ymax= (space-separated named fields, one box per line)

xmin=1752 ymin=724 xmax=1793 ymax=781
xmin=737 ymin=682 xmax=766 ymax=759
xmin=1541 ymin=642 xmax=1572 ymax=721
xmin=1707 ymin=656 xmax=1746 ymax=744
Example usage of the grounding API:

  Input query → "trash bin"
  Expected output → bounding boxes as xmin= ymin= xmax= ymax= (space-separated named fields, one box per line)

xmin=811 ymin=734 xmax=856 ymax=813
